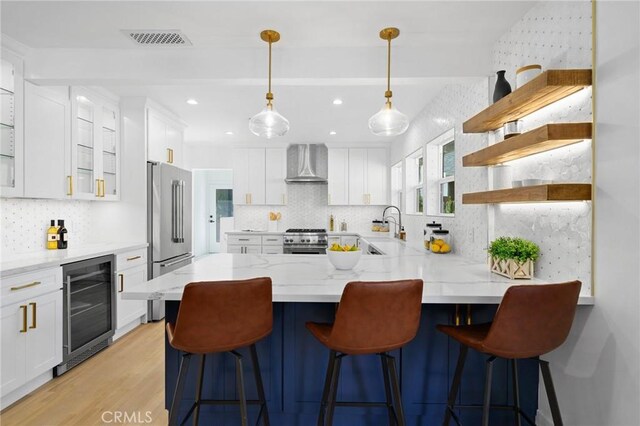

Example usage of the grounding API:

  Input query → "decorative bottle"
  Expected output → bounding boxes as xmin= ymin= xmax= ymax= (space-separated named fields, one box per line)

xmin=493 ymin=70 xmax=512 ymax=103
xmin=57 ymin=219 xmax=68 ymax=250
xmin=47 ymin=220 xmax=59 ymax=250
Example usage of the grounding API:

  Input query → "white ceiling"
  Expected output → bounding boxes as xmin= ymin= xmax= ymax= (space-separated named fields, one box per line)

xmin=1 ymin=1 xmax=537 ymax=145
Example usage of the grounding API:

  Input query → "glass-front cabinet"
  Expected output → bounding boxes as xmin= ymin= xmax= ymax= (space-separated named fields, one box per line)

xmin=70 ymin=88 xmax=119 ymax=201
xmin=0 ymin=53 xmax=24 ymax=198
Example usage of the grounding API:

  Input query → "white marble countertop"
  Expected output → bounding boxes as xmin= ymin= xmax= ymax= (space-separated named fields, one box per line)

xmin=122 ymin=237 xmax=594 ymax=305
xmin=0 ymin=242 xmax=148 ymax=277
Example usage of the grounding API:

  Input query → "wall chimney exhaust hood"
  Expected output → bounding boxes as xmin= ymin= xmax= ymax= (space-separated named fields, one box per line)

xmin=285 ymin=144 xmax=328 ymax=183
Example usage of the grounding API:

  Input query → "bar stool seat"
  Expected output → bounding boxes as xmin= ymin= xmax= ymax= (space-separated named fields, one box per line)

xmin=438 ymin=280 xmax=581 ymax=426
xmin=166 ymin=277 xmax=273 ymax=426
xmin=306 ymin=279 xmax=424 ymax=426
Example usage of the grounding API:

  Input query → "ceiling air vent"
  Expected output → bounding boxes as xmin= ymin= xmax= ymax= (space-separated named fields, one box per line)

xmin=122 ymin=30 xmax=192 ymax=46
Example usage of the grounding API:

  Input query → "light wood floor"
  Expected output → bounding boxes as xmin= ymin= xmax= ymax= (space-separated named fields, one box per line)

xmin=0 ymin=321 xmax=168 ymax=426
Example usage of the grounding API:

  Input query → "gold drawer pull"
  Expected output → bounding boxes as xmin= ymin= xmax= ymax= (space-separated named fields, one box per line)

xmin=11 ymin=281 xmax=41 ymax=291
xmin=20 ymin=305 xmax=27 ymax=333
xmin=126 ymin=255 xmax=141 ymax=261
xmin=67 ymin=176 xmax=73 ymax=196
xmin=29 ymin=302 xmax=37 ymax=329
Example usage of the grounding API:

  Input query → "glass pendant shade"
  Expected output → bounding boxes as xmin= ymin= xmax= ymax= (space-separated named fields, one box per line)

xmin=368 ymin=103 xmax=409 ymax=136
xmin=249 ymin=105 xmax=290 ymax=139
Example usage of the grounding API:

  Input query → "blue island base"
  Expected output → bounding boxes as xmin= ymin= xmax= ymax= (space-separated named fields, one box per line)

xmin=165 ymin=301 xmax=539 ymax=425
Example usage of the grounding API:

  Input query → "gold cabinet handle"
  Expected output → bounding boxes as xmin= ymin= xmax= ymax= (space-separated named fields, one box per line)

xmin=20 ymin=305 xmax=27 ymax=333
xmin=96 ymin=179 xmax=101 ymax=197
xmin=245 ymin=193 xmax=249 ymax=204
xmin=126 ymin=255 xmax=141 ymax=261
xmin=100 ymin=179 xmax=105 ymax=197
xmin=11 ymin=281 xmax=41 ymax=291
xmin=118 ymin=273 xmax=124 ymax=293
xmin=29 ymin=302 xmax=36 ymax=329
xmin=171 ymin=149 xmax=174 ymax=163
xmin=67 ymin=176 xmax=73 ymax=196
xmin=167 ymin=148 xmax=174 ymax=164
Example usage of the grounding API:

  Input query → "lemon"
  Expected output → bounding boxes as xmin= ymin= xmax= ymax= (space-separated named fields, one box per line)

xmin=433 ymin=239 xmax=445 ymax=247
xmin=431 ymin=245 xmax=441 ymax=253
xmin=440 ymin=243 xmax=451 ymax=253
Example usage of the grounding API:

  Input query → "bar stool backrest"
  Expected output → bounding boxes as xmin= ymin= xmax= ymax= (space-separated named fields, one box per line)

xmin=482 ymin=280 xmax=582 ymax=358
xmin=329 ymin=279 xmax=424 ymax=355
xmin=171 ymin=277 xmax=273 ymax=353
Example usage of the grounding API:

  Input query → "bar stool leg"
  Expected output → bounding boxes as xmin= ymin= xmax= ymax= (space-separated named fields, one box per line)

xmin=326 ymin=354 xmax=343 ymax=426
xmin=250 ymin=344 xmax=270 ymax=426
xmin=443 ymin=344 xmax=468 ymax=426
xmin=380 ymin=354 xmax=397 ymax=425
xmin=192 ymin=354 xmax=206 ymax=426
xmin=540 ymin=360 xmax=564 ymax=426
xmin=482 ymin=356 xmax=496 ymax=426
xmin=232 ymin=351 xmax=249 ymax=426
xmin=169 ymin=353 xmax=192 ymax=426
xmin=318 ymin=350 xmax=337 ymax=426
xmin=512 ymin=359 xmax=522 ymax=426
xmin=386 ymin=354 xmax=406 ymax=426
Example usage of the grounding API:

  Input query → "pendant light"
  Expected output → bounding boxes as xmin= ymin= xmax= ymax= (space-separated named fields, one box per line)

xmin=249 ymin=30 xmax=290 ymax=139
xmin=368 ymin=27 xmax=409 ymax=137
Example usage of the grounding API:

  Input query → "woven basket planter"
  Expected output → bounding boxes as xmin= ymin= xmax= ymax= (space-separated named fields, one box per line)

xmin=489 ymin=257 xmax=534 ymax=279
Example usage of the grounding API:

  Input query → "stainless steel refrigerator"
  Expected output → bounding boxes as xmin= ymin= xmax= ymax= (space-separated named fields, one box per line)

xmin=147 ymin=161 xmax=193 ymax=320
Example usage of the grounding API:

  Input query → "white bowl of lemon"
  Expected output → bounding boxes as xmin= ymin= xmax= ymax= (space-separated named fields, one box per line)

xmin=327 ymin=243 xmax=362 ymax=270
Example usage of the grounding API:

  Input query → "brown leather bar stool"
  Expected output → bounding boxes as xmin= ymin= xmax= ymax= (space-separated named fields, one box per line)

xmin=438 ymin=280 xmax=581 ymax=426
xmin=166 ymin=277 xmax=272 ymax=426
xmin=306 ymin=279 xmax=424 ymax=426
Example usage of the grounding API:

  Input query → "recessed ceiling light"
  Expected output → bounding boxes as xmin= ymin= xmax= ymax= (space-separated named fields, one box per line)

xmin=186 ymin=98 xmax=198 ymax=105
xmin=225 ymin=131 xmax=234 ymax=135
xmin=329 ymin=131 xmax=337 ymax=136
xmin=332 ymin=99 xmax=343 ymax=105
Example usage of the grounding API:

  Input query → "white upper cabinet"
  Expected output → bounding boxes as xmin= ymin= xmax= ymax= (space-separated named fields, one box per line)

xmin=330 ymin=148 xmax=388 ymax=206
xmin=365 ymin=148 xmax=388 ymax=205
xmin=265 ymin=148 xmax=287 ymax=205
xmin=70 ymin=87 xmax=120 ymax=201
xmin=23 ymin=83 xmax=70 ymax=199
xmin=0 ymin=51 xmax=24 ymax=198
xmin=147 ymin=108 xmax=184 ymax=167
xmin=232 ymin=148 xmax=267 ymax=205
xmin=328 ymin=148 xmax=349 ymax=205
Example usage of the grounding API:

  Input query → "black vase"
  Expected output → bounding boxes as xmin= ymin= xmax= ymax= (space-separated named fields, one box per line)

xmin=493 ymin=70 xmax=512 ymax=103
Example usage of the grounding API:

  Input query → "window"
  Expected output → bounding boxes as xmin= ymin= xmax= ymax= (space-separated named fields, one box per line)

xmin=404 ymin=148 xmax=424 ymax=214
xmin=390 ymin=161 xmax=403 ymax=211
xmin=426 ymin=129 xmax=455 ymax=216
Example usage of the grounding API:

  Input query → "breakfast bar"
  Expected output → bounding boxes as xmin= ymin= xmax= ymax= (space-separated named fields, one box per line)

xmin=123 ymin=238 xmax=593 ymax=425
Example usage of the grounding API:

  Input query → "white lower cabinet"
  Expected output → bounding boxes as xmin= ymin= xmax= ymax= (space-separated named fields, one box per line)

xmin=227 ymin=234 xmax=283 ymax=254
xmin=115 ymin=249 xmax=147 ymax=334
xmin=116 ymin=264 xmax=147 ymax=330
xmin=1 ymin=288 xmax=63 ymax=398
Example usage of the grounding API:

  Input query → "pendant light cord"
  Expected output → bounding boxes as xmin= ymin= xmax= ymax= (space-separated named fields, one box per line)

xmin=268 ymin=39 xmax=272 ymax=105
xmin=387 ymin=37 xmax=391 ymax=96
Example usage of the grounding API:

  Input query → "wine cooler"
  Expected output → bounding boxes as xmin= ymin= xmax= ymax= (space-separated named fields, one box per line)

xmin=55 ymin=255 xmax=115 ymax=375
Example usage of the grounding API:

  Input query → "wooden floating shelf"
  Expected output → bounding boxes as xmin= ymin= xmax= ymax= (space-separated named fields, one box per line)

xmin=463 ymin=122 xmax=592 ymax=167
xmin=462 ymin=183 xmax=592 ymax=204
xmin=463 ymin=69 xmax=592 ymax=133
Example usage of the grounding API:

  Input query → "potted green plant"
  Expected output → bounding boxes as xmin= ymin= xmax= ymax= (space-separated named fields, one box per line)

xmin=487 ymin=237 xmax=540 ymax=279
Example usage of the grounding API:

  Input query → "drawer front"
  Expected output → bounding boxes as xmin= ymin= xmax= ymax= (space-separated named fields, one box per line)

xmin=262 ymin=235 xmax=284 ymax=246
xmin=227 ymin=235 xmax=262 ymax=246
xmin=1 ymin=267 xmax=62 ymax=307
xmin=116 ymin=248 xmax=147 ymax=272
xmin=261 ymin=246 xmax=283 ymax=255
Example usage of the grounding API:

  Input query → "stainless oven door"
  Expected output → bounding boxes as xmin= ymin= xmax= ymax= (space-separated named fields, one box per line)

xmin=284 ymin=246 xmax=326 ymax=255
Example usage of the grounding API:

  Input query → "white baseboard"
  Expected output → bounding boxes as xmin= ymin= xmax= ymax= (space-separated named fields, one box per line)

xmin=0 ymin=371 xmax=53 ymax=411
xmin=536 ymin=409 xmax=553 ymax=426
xmin=112 ymin=315 xmax=145 ymax=341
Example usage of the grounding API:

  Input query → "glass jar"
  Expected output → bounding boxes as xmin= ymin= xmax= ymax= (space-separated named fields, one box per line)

xmin=430 ymin=229 xmax=451 ymax=254
xmin=371 ymin=220 xmax=390 ymax=232
xmin=423 ymin=221 xmax=442 ymax=250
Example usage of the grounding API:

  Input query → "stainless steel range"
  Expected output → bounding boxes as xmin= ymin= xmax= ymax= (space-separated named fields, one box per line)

xmin=283 ymin=229 xmax=328 ymax=254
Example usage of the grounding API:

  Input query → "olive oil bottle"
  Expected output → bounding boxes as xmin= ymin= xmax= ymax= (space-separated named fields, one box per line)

xmin=57 ymin=219 xmax=68 ymax=249
xmin=46 ymin=220 xmax=59 ymax=250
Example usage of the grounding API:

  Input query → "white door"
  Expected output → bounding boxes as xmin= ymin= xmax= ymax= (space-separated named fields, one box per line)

xmin=348 ymin=148 xmax=367 ymax=205
xmin=25 ymin=290 xmax=63 ymax=380
xmin=247 ymin=148 xmax=266 ymax=205
xmin=0 ymin=302 xmax=27 ymax=396
xmin=366 ymin=148 xmax=389 ymax=205
xmin=207 ymin=184 xmax=234 ymax=253
xmin=328 ymin=148 xmax=349 ymax=205
xmin=265 ymin=148 xmax=286 ymax=205
xmin=23 ymin=83 xmax=70 ymax=199
xmin=116 ymin=266 xmax=147 ymax=329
